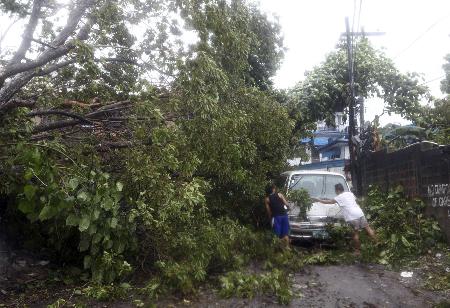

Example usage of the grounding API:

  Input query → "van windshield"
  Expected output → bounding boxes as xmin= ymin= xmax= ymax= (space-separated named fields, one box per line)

xmin=289 ymin=174 xmax=348 ymax=198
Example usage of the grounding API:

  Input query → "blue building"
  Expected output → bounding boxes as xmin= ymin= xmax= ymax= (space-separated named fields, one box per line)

xmin=289 ymin=113 xmax=350 ymax=175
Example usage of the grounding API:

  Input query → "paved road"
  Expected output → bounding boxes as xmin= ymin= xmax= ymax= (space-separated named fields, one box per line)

xmin=158 ymin=264 xmax=448 ymax=308
xmin=291 ymin=264 xmax=445 ymax=308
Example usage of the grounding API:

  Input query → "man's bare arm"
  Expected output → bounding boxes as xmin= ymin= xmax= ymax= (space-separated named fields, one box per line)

xmin=278 ymin=193 xmax=289 ymax=205
xmin=311 ymin=197 xmax=336 ymax=204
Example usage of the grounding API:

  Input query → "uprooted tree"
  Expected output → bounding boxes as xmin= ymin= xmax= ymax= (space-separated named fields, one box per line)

xmin=0 ymin=0 xmax=301 ymax=286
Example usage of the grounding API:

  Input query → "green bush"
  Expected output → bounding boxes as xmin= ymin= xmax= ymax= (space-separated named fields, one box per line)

xmin=362 ymin=186 xmax=444 ymax=265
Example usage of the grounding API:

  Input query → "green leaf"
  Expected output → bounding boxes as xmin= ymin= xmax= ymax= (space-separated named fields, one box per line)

xmin=23 ymin=185 xmax=37 ymax=201
xmin=18 ymin=200 xmax=33 ymax=214
xmin=66 ymin=214 xmax=79 ymax=226
xmin=68 ymin=178 xmax=79 ymax=190
xmin=116 ymin=181 xmax=123 ymax=192
xmin=92 ymin=233 xmax=103 ymax=244
xmin=401 ymin=236 xmax=411 ymax=247
xmin=88 ymin=224 xmax=97 ymax=235
xmin=77 ymin=191 xmax=89 ymax=202
xmin=93 ymin=209 xmax=100 ymax=220
xmin=102 ymin=198 xmax=114 ymax=210
xmin=390 ymin=234 xmax=397 ymax=243
xmin=110 ymin=217 xmax=118 ymax=228
xmin=79 ymin=216 xmax=90 ymax=232
xmin=24 ymin=169 xmax=33 ymax=181
xmin=38 ymin=206 xmax=54 ymax=221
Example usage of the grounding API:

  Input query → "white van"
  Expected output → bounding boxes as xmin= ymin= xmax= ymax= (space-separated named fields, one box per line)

xmin=278 ymin=170 xmax=351 ymax=240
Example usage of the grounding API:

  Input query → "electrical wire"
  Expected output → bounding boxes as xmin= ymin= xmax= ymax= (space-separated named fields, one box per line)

xmin=351 ymin=0 xmax=357 ymax=36
xmin=356 ymin=0 xmax=363 ymax=37
xmin=352 ymin=0 xmax=363 ymax=93
xmin=419 ymin=74 xmax=445 ymax=86
xmin=353 ymin=0 xmax=363 ymax=60
xmin=394 ymin=13 xmax=450 ymax=60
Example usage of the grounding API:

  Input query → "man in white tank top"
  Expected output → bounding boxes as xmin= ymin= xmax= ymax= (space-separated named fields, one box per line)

xmin=312 ymin=183 xmax=377 ymax=255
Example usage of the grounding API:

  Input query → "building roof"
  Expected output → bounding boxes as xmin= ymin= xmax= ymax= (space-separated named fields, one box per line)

xmin=301 ymin=130 xmax=348 ymax=147
xmin=281 ymin=169 xmax=346 ymax=177
xmin=318 ymin=137 xmax=348 ymax=152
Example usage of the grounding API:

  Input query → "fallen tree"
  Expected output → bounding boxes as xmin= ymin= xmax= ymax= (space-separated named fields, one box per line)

xmin=0 ymin=0 xmax=297 ymax=292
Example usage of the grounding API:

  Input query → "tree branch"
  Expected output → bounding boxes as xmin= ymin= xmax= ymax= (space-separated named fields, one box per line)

xmin=28 ymin=110 xmax=94 ymax=124
xmin=95 ymin=100 xmax=132 ymax=111
xmin=35 ymin=58 xmax=77 ymax=76
xmin=1 ymin=98 xmax=36 ymax=111
xmin=32 ymin=119 xmax=82 ymax=133
xmin=29 ymin=37 xmax=57 ymax=49
xmin=51 ymin=0 xmax=94 ymax=46
xmin=8 ymin=0 xmax=44 ymax=65
xmin=0 ymin=7 xmax=96 ymax=111
xmin=29 ymin=100 xmax=132 ymax=133
xmin=0 ymin=0 xmax=95 ymax=83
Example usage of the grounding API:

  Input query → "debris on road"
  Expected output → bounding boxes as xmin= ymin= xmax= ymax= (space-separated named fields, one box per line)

xmin=400 ymin=271 xmax=413 ymax=278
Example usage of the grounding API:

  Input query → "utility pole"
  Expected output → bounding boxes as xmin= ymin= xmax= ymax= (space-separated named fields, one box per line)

xmin=358 ymin=96 xmax=365 ymax=131
xmin=344 ymin=19 xmax=385 ymax=195
xmin=345 ymin=17 xmax=357 ymax=192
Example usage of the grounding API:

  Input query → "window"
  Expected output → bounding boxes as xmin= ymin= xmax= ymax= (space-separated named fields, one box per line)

xmin=323 ymin=175 xmax=349 ymax=199
xmin=289 ymin=175 xmax=324 ymax=198
xmin=288 ymin=174 xmax=349 ymax=199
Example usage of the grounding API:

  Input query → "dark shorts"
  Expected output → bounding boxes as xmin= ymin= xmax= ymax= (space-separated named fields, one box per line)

xmin=348 ymin=216 xmax=369 ymax=231
xmin=272 ymin=215 xmax=290 ymax=238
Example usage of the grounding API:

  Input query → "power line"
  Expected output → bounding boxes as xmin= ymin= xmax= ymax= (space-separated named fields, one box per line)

xmin=351 ymin=0 xmax=357 ymax=35
xmin=419 ymin=74 xmax=445 ymax=86
xmin=352 ymin=0 xmax=363 ymax=77
xmin=394 ymin=13 xmax=450 ymax=59
xmin=356 ymin=0 xmax=363 ymax=36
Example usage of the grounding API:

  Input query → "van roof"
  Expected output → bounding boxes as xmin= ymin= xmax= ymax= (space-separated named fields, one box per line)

xmin=280 ymin=170 xmax=345 ymax=177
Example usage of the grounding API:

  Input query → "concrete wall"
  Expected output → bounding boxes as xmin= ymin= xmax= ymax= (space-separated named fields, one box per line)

xmin=360 ymin=142 xmax=450 ymax=242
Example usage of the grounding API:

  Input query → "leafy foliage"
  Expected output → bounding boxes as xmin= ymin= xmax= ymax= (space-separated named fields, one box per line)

xmin=286 ymin=188 xmax=312 ymax=219
xmin=219 ymin=269 xmax=293 ymax=305
xmin=0 ymin=0 xmax=296 ymax=288
xmin=83 ymin=283 xmax=132 ymax=301
xmin=440 ymin=53 xmax=450 ymax=95
xmin=417 ymin=98 xmax=450 ymax=145
xmin=404 ymin=53 xmax=450 ymax=145
xmin=2 ymin=141 xmax=136 ymax=282
xmin=378 ymin=123 xmax=428 ymax=151
xmin=289 ymin=39 xmax=429 ymax=126
xmin=362 ymin=186 xmax=444 ymax=265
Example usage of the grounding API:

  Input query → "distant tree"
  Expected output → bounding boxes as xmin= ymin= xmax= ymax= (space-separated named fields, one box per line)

xmin=414 ymin=54 xmax=450 ymax=145
xmin=440 ymin=54 xmax=450 ymax=94
xmin=289 ymin=38 xmax=429 ymax=126
xmin=379 ymin=123 xmax=428 ymax=151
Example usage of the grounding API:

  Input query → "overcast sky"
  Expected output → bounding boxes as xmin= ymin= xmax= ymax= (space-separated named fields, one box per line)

xmin=1 ymin=1 xmax=449 ymax=126
xmin=258 ymin=0 xmax=450 ymax=125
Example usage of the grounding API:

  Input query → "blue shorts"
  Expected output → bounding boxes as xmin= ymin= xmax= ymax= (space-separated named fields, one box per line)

xmin=272 ymin=215 xmax=290 ymax=238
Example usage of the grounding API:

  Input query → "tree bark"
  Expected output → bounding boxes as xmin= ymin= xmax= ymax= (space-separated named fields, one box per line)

xmin=0 ymin=0 xmax=96 ymax=113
